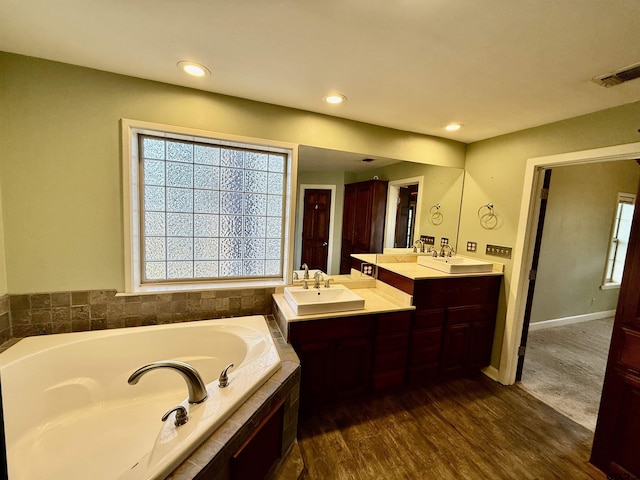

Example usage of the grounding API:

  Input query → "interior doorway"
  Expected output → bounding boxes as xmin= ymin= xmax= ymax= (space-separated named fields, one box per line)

xmin=511 ymin=157 xmax=639 ymax=431
xmin=501 ymin=144 xmax=640 ymax=438
xmin=384 ymin=176 xmax=424 ymax=250
xmin=296 ymin=184 xmax=337 ymax=274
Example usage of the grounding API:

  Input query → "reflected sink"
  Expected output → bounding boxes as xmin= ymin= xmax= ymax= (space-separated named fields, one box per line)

xmin=283 ymin=285 xmax=365 ymax=316
xmin=417 ymin=255 xmax=494 ymax=274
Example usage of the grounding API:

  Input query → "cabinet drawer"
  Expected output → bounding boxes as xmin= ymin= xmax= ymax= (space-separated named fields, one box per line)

xmin=411 ymin=327 xmax=443 ymax=347
xmin=447 ymin=304 xmax=496 ymax=325
xmin=413 ymin=309 xmax=446 ymax=329
xmin=289 ymin=314 xmax=375 ymax=343
xmin=410 ymin=345 xmax=441 ymax=366
xmin=375 ymin=331 xmax=410 ymax=353
xmin=372 ymin=370 xmax=406 ymax=390
xmin=377 ymin=311 xmax=412 ymax=334
xmin=373 ymin=349 xmax=408 ymax=373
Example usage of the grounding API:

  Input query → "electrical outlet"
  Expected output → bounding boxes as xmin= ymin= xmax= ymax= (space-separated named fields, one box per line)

xmin=466 ymin=241 xmax=477 ymax=252
xmin=361 ymin=263 xmax=375 ymax=277
xmin=420 ymin=235 xmax=435 ymax=245
xmin=486 ymin=244 xmax=512 ymax=259
xmin=440 ymin=237 xmax=449 ymax=246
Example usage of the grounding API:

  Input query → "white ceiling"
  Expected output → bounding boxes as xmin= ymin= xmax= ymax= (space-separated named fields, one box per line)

xmin=1 ymin=0 xmax=640 ymax=145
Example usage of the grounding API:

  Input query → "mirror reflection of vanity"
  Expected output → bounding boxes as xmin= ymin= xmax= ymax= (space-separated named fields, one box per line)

xmin=293 ymin=146 xmax=465 ymax=277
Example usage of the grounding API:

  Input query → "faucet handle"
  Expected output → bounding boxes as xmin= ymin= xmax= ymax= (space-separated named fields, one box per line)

xmin=302 ymin=280 xmax=309 ymax=289
xmin=162 ymin=405 xmax=189 ymax=427
xmin=218 ymin=363 xmax=234 ymax=388
xmin=324 ymin=278 xmax=332 ymax=288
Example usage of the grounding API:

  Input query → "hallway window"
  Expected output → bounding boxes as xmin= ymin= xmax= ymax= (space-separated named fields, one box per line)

xmin=603 ymin=192 xmax=636 ymax=287
xmin=122 ymin=120 xmax=295 ymax=292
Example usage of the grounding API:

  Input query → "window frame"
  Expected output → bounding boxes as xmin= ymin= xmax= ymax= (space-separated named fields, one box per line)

xmin=601 ymin=191 xmax=636 ymax=290
xmin=121 ymin=119 xmax=298 ymax=293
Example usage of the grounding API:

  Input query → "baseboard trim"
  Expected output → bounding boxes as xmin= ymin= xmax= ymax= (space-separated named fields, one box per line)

xmin=482 ymin=365 xmax=500 ymax=382
xmin=528 ymin=310 xmax=616 ymax=331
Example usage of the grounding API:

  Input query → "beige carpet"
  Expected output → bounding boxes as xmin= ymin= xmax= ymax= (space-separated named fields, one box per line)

xmin=518 ymin=317 xmax=614 ymax=431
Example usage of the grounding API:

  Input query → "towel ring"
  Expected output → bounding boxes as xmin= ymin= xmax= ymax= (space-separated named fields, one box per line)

xmin=429 ymin=204 xmax=443 ymax=225
xmin=478 ymin=203 xmax=497 ymax=229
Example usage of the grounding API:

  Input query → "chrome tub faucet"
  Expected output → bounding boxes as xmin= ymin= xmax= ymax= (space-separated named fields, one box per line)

xmin=128 ymin=359 xmax=208 ymax=404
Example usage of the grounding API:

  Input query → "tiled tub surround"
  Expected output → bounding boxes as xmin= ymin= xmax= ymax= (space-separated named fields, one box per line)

xmin=0 ymin=314 xmax=301 ymax=480
xmin=6 ymin=288 xmax=274 ymax=340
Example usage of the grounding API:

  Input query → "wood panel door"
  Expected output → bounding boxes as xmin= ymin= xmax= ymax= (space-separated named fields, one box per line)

xmin=301 ymin=189 xmax=331 ymax=272
xmin=591 ymin=176 xmax=640 ymax=477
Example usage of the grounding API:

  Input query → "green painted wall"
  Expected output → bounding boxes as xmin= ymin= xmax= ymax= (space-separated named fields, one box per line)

xmin=462 ymin=101 xmax=640 ymax=367
xmin=0 ymin=52 xmax=464 ymax=293
xmin=530 ymin=161 xmax=639 ymax=323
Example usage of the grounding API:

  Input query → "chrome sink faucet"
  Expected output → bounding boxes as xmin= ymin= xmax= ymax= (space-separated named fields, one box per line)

xmin=301 ymin=263 xmax=310 ymax=279
xmin=128 ymin=360 xmax=208 ymax=404
xmin=313 ymin=271 xmax=323 ymax=289
xmin=440 ymin=244 xmax=455 ymax=257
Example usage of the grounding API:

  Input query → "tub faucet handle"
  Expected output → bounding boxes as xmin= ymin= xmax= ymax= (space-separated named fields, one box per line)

xmin=162 ymin=405 xmax=189 ymax=427
xmin=218 ymin=363 xmax=234 ymax=388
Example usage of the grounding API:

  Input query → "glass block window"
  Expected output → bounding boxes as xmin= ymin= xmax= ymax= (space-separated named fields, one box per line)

xmin=138 ymin=134 xmax=287 ymax=283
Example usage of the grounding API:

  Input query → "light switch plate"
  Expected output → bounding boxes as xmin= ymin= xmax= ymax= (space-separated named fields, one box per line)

xmin=486 ymin=244 xmax=512 ymax=259
xmin=420 ymin=235 xmax=435 ymax=245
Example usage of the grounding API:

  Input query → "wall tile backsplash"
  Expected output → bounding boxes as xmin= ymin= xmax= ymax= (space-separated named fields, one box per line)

xmin=4 ymin=288 xmax=274 ymax=342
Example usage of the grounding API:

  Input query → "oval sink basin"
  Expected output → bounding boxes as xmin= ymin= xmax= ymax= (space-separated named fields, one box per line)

xmin=283 ymin=285 xmax=365 ymax=316
xmin=417 ymin=255 xmax=493 ymax=274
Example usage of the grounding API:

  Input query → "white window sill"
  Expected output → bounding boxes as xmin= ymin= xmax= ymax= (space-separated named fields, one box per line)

xmin=117 ymin=279 xmax=286 ymax=296
xmin=600 ymin=282 xmax=621 ymax=291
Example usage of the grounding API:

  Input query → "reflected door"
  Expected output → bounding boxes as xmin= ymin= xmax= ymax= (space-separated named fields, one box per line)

xmin=301 ymin=189 xmax=331 ymax=272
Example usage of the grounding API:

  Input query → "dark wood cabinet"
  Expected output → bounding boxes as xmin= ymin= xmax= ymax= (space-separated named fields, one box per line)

xmin=372 ymin=311 xmax=412 ymax=390
xmin=287 ymin=274 xmax=501 ymax=412
xmin=379 ymin=269 xmax=502 ymax=384
xmin=340 ymin=180 xmax=388 ymax=273
xmin=290 ymin=314 xmax=375 ymax=411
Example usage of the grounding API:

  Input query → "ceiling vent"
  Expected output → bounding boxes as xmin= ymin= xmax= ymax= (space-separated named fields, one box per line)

xmin=593 ymin=62 xmax=640 ymax=87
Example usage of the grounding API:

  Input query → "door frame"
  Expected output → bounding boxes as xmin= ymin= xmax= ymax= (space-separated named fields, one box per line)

xmin=383 ymin=176 xmax=424 ymax=250
xmin=498 ymin=141 xmax=640 ymax=385
xmin=296 ymin=184 xmax=337 ymax=275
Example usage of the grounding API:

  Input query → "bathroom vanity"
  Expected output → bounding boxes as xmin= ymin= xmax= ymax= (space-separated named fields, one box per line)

xmin=273 ymin=256 xmax=503 ymax=412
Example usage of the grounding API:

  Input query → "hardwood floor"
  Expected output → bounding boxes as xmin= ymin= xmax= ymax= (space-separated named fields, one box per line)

xmin=520 ymin=318 xmax=614 ymax=431
xmin=297 ymin=375 xmax=605 ymax=480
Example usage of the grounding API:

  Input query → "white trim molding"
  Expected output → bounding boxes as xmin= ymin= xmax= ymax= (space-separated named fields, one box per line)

xmin=528 ymin=310 xmax=616 ymax=332
xmin=499 ymin=141 xmax=640 ymax=385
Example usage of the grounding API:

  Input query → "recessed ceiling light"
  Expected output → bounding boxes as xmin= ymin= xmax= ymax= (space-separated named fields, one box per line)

xmin=177 ymin=61 xmax=211 ymax=77
xmin=443 ymin=123 xmax=463 ymax=132
xmin=324 ymin=93 xmax=347 ymax=104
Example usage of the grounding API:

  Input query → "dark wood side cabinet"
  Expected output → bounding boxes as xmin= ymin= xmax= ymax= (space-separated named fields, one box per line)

xmin=378 ymin=268 xmax=502 ymax=383
xmin=340 ymin=180 xmax=388 ymax=273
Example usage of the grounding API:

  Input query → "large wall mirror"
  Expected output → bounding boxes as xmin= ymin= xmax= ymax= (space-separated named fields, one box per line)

xmin=294 ymin=146 xmax=465 ymax=275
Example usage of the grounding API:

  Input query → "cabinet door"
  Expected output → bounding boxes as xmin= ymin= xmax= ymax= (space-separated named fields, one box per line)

xmin=334 ymin=336 xmax=373 ymax=400
xmin=296 ymin=341 xmax=334 ymax=409
xmin=352 ymin=183 xmax=373 ymax=251
xmin=441 ymin=323 xmax=470 ymax=376
xmin=468 ymin=320 xmax=495 ymax=370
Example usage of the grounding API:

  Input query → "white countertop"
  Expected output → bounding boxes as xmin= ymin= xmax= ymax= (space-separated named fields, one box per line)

xmin=352 ymin=253 xmax=504 ymax=280
xmin=272 ymin=280 xmax=414 ymax=324
xmin=376 ymin=261 xmax=504 ymax=280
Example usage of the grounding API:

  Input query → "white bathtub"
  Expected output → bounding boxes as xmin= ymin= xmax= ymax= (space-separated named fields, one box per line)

xmin=0 ymin=315 xmax=281 ymax=480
